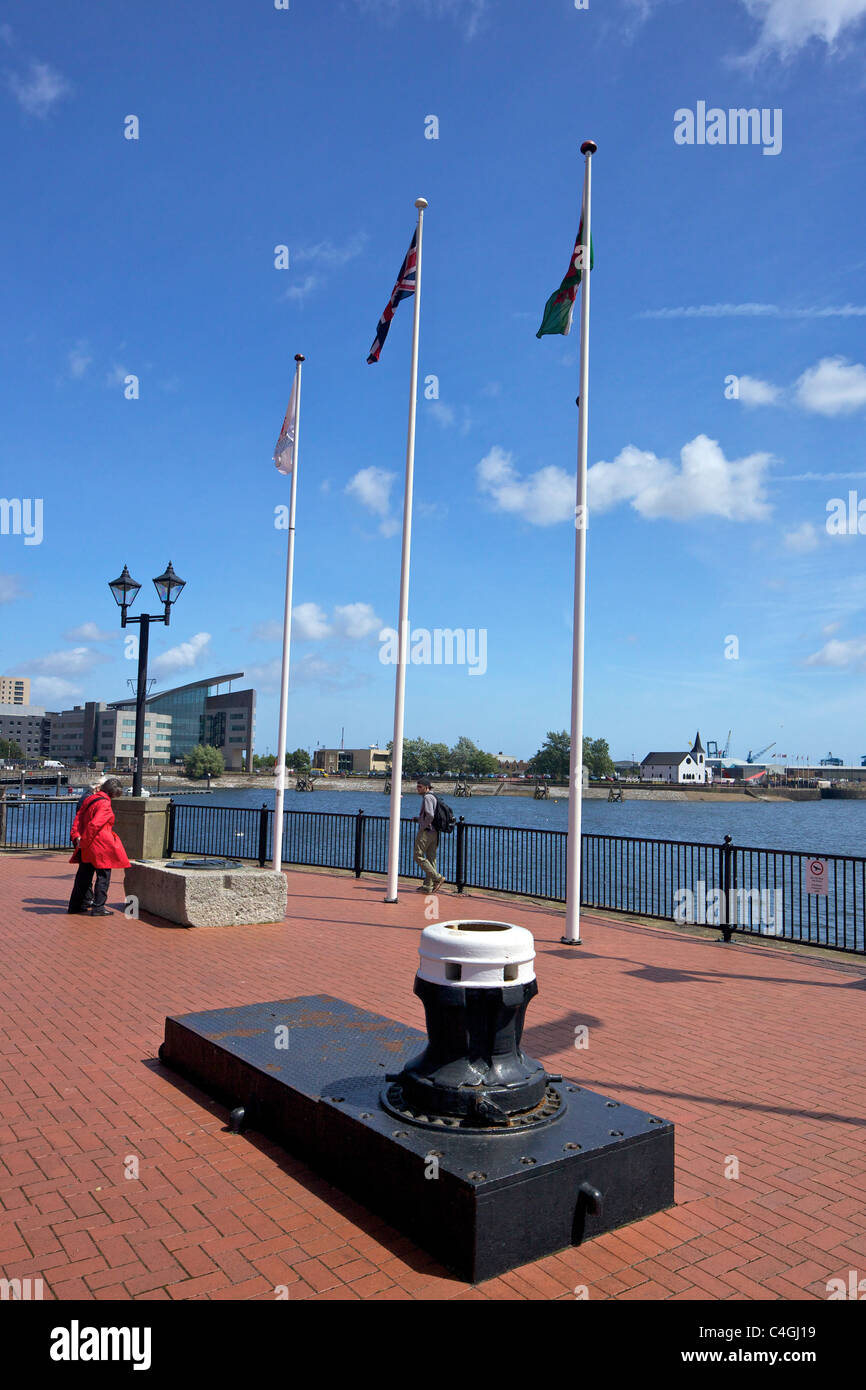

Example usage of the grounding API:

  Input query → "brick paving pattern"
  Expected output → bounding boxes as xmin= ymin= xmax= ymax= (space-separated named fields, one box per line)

xmin=1 ymin=852 xmax=865 ymax=1301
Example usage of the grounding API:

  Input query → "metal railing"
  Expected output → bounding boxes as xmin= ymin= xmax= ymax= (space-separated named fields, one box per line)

xmin=4 ymin=798 xmax=864 ymax=955
xmin=0 ymin=795 xmax=77 ymax=850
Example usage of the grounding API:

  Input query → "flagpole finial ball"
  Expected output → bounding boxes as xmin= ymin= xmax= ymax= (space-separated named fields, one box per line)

xmin=295 ymin=354 xmax=305 ymax=362
xmin=415 ymin=197 xmax=429 ymax=209
xmin=581 ymin=140 xmax=598 ymax=156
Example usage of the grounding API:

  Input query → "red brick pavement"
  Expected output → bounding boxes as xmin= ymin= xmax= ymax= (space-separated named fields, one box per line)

xmin=1 ymin=851 xmax=865 ymax=1302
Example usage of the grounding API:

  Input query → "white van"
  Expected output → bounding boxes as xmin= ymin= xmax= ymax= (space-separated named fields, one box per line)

xmin=43 ymin=760 xmax=65 ymax=769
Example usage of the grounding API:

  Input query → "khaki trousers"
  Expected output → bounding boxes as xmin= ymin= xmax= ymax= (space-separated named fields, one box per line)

xmin=413 ymin=828 xmax=440 ymax=887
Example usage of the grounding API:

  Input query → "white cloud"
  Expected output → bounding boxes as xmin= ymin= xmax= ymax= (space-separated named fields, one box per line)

xmin=823 ymin=621 xmax=842 ymax=634
xmin=293 ymin=233 xmax=368 ymax=268
xmin=428 ymin=402 xmax=456 ymax=427
xmin=283 ymin=274 xmax=321 ymax=303
xmin=7 ymin=61 xmax=71 ymax=117
xmin=0 ymin=574 xmax=24 ymax=603
xmin=284 ymin=234 xmax=367 ymax=304
xmin=738 ymin=0 xmax=866 ymax=61
xmin=63 ymin=622 xmax=116 ymax=642
xmin=477 ymin=447 xmax=574 ymax=527
xmin=588 ymin=435 xmax=773 ymax=522
xmin=292 ymin=603 xmax=331 ymax=640
xmin=806 ymin=635 xmax=866 ymax=668
xmin=736 ymin=374 xmax=782 ymax=406
xmin=29 ymin=647 xmax=107 ymax=675
xmin=355 ymin=0 xmax=487 ymax=39
xmin=775 ymin=471 xmax=866 ymax=481
xmin=246 ymin=653 xmax=365 ymax=693
xmin=333 ymin=602 xmax=382 ymax=639
xmin=345 ymin=466 xmax=400 ymax=535
xmin=0 ymin=24 xmax=13 ymax=46
xmin=481 ymin=382 xmax=502 ymax=398
xmin=66 ymin=341 xmax=91 ymax=380
xmin=794 ymin=356 xmax=866 ymax=415
xmin=30 ymin=676 xmax=82 ymax=703
xmin=640 ymin=303 xmax=866 ymax=319
xmin=106 ymin=363 xmax=129 ymax=386
xmin=783 ymin=522 xmax=819 ymax=553
xmin=346 ymin=466 xmax=395 ymax=517
xmin=151 ymin=632 xmax=211 ymax=674
xmin=254 ymin=602 xmax=383 ymax=642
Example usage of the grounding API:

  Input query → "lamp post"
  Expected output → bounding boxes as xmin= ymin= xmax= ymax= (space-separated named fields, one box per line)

xmin=109 ymin=562 xmax=186 ymax=797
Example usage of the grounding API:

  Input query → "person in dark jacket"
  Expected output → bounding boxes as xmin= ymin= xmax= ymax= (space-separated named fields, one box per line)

xmin=67 ymin=779 xmax=131 ymax=916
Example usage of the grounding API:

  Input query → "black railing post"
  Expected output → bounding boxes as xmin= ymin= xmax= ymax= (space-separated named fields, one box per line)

xmin=720 ymin=834 xmax=734 ymax=941
xmin=166 ymin=798 xmax=176 ymax=858
xmin=354 ymin=808 xmax=366 ymax=878
xmin=258 ymin=802 xmax=269 ymax=868
xmin=456 ymin=817 xmax=466 ymax=894
xmin=0 ymin=788 xmax=6 ymax=848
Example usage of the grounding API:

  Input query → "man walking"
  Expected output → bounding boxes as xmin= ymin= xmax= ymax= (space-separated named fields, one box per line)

xmin=414 ymin=777 xmax=444 ymax=893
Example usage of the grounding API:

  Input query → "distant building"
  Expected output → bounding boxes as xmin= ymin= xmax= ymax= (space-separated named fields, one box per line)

xmin=2 ymin=677 xmax=255 ymax=770
xmin=0 ymin=703 xmax=49 ymax=758
xmin=495 ymin=754 xmax=527 ymax=773
xmin=46 ymin=703 xmax=173 ymax=767
xmin=641 ymin=732 xmax=710 ymax=785
xmin=314 ymin=746 xmax=390 ymax=775
xmin=0 ymin=677 xmax=30 ymax=705
xmin=110 ymin=673 xmax=255 ymax=771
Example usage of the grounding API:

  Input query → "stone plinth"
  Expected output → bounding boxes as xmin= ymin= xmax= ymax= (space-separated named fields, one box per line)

xmin=125 ymin=860 xmax=287 ymax=928
xmin=112 ymin=797 xmax=171 ymax=862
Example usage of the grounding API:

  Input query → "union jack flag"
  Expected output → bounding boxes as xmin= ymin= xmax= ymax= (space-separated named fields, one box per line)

xmin=367 ymin=231 xmax=417 ymax=364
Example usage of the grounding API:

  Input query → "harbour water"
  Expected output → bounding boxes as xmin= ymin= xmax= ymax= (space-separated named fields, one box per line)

xmin=174 ymin=787 xmax=866 ymax=859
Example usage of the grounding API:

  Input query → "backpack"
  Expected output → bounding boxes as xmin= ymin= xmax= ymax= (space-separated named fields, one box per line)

xmin=432 ymin=797 xmax=456 ymax=834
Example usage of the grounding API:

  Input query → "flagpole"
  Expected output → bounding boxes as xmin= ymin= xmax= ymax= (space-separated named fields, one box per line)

xmin=272 ymin=353 xmax=304 ymax=875
xmin=385 ymin=197 xmax=427 ymax=903
xmin=563 ymin=141 xmax=596 ymax=946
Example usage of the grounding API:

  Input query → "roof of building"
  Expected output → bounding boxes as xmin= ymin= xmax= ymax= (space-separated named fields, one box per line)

xmin=641 ymin=752 xmax=691 ymax=765
xmin=109 ymin=672 xmax=245 ymax=709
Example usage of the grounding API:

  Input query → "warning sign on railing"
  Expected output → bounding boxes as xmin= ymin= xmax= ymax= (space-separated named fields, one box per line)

xmin=805 ymin=859 xmax=828 ymax=896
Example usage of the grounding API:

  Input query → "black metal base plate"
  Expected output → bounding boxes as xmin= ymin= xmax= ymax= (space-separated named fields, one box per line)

xmin=161 ymin=995 xmax=675 ymax=1284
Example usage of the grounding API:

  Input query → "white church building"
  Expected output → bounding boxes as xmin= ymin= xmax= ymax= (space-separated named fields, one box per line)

xmin=640 ymin=732 xmax=711 ymax=785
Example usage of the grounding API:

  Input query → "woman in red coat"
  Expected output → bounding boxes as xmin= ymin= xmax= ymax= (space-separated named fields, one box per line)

xmin=67 ymin=778 xmax=131 ymax=916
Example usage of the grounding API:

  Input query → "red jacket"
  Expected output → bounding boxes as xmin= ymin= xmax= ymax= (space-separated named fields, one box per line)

xmin=69 ymin=791 xmax=131 ymax=869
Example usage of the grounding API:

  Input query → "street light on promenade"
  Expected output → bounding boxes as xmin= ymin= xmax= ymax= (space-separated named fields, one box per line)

xmin=109 ymin=562 xmax=186 ymax=796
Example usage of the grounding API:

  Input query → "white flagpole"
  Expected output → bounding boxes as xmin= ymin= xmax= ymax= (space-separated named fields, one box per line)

xmin=272 ymin=353 xmax=304 ymax=874
xmin=385 ymin=197 xmax=427 ymax=903
xmin=563 ymin=141 xmax=596 ymax=946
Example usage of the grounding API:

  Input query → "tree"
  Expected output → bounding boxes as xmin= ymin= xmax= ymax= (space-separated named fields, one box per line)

xmin=184 ymin=744 xmax=225 ymax=779
xmin=427 ymin=742 xmax=451 ymax=776
xmin=449 ymin=735 xmax=498 ymax=776
xmin=584 ymin=737 xmax=615 ymax=779
xmin=287 ymin=748 xmax=310 ymax=771
xmin=529 ymin=731 xmax=570 ymax=780
xmin=0 ymin=738 xmax=22 ymax=761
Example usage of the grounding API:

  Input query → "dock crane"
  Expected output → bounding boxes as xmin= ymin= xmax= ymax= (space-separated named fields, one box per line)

xmin=707 ymin=730 xmax=732 ymax=759
xmin=746 ymin=741 xmax=775 ymax=764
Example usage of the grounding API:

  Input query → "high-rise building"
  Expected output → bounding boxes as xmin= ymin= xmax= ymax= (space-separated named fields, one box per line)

xmin=0 ymin=677 xmax=30 ymax=705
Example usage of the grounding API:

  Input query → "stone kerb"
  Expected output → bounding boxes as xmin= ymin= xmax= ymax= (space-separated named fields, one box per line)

xmin=124 ymin=860 xmax=288 ymax=928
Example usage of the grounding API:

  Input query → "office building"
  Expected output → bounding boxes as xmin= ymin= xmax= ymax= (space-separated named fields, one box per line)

xmin=0 ymin=677 xmax=30 ymax=705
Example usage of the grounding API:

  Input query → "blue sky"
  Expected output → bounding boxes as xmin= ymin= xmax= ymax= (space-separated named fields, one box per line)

xmin=2 ymin=0 xmax=866 ymax=764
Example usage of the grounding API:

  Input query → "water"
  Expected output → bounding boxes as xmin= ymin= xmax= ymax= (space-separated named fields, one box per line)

xmin=176 ymin=786 xmax=866 ymax=859
xmin=6 ymin=786 xmax=865 ymax=950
